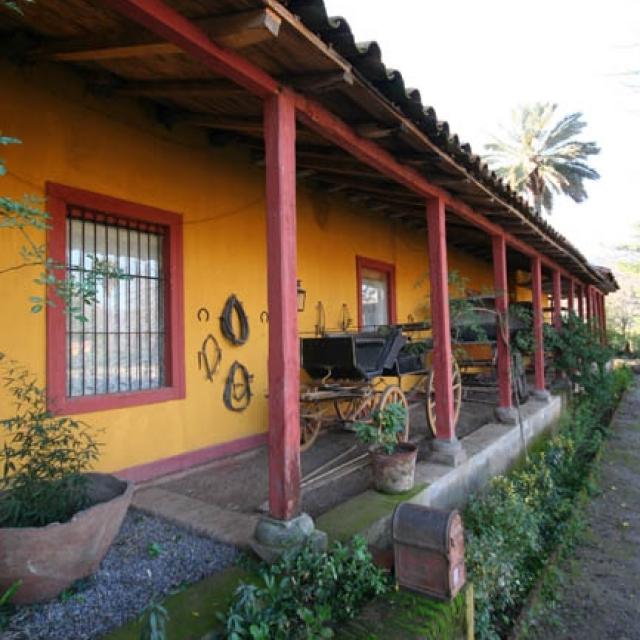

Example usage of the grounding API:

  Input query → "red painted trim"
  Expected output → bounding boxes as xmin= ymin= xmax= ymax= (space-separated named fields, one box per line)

xmin=426 ymin=198 xmax=455 ymax=440
xmin=355 ymin=256 xmax=397 ymax=328
xmin=552 ymin=271 xmax=562 ymax=330
xmin=264 ymin=93 xmax=301 ymax=521
xmin=101 ymin=0 xmax=278 ymax=98
xmin=492 ymin=235 xmax=512 ymax=409
xmin=103 ymin=0 xmax=597 ymax=289
xmin=116 ymin=433 xmax=267 ymax=484
xmin=531 ymin=256 xmax=546 ymax=392
xmin=45 ymin=182 xmax=185 ymax=415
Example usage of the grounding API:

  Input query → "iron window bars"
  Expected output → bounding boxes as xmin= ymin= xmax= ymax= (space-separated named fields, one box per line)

xmin=66 ymin=206 xmax=167 ymax=397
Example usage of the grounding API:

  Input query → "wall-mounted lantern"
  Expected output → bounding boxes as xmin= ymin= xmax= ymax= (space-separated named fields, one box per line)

xmin=297 ymin=280 xmax=307 ymax=313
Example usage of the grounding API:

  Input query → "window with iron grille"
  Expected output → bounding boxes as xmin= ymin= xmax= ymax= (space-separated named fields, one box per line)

xmin=46 ymin=182 xmax=185 ymax=415
xmin=66 ymin=208 xmax=167 ymax=396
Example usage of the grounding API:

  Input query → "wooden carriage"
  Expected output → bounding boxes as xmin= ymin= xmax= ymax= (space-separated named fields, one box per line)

xmin=298 ymin=325 xmax=462 ymax=450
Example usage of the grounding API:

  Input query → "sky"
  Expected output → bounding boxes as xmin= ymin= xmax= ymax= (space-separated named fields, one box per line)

xmin=323 ymin=0 xmax=640 ymax=266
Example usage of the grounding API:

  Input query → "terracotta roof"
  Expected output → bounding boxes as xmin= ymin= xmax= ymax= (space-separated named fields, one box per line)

xmin=0 ymin=0 xmax=614 ymax=291
xmin=286 ymin=0 xmax=608 ymax=287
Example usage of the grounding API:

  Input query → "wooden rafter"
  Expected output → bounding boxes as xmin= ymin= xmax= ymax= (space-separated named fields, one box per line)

xmin=32 ymin=8 xmax=282 ymax=61
xmin=112 ymin=79 xmax=247 ymax=98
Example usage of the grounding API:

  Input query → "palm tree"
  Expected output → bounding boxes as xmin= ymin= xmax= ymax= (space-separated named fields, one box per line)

xmin=484 ymin=103 xmax=600 ymax=216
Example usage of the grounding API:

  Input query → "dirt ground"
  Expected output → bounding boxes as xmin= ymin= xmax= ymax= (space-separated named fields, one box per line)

xmin=529 ymin=375 xmax=640 ymax=640
xmin=155 ymin=398 xmax=495 ymax=519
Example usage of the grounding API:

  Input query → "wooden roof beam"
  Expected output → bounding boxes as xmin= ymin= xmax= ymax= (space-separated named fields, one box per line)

xmin=181 ymin=114 xmax=263 ymax=131
xmin=355 ymin=123 xmax=405 ymax=140
xmin=285 ymin=71 xmax=354 ymax=94
xmin=111 ymin=79 xmax=248 ymax=98
xmin=33 ymin=8 xmax=282 ymax=61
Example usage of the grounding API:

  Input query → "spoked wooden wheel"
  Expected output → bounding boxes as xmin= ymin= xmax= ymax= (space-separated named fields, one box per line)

xmin=334 ymin=393 xmax=375 ymax=423
xmin=300 ymin=401 xmax=323 ymax=452
xmin=426 ymin=359 xmax=463 ymax=436
xmin=377 ymin=385 xmax=410 ymax=442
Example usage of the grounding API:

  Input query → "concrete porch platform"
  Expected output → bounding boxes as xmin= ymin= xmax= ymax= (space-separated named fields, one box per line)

xmin=132 ymin=393 xmax=562 ymax=548
xmin=318 ymin=393 xmax=564 ymax=547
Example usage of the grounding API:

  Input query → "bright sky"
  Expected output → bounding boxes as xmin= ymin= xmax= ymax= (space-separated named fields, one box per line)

xmin=324 ymin=0 xmax=640 ymax=265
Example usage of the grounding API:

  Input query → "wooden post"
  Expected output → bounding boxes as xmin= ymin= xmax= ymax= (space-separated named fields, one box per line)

xmin=586 ymin=285 xmax=593 ymax=329
xmin=597 ymin=291 xmax=605 ymax=345
xmin=552 ymin=270 xmax=562 ymax=330
xmin=602 ymin=292 xmax=608 ymax=344
xmin=426 ymin=198 xmax=457 ymax=447
xmin=568 ymin=280 xmax=575 ymax=316
xmin=531 ymin=257 xmax=546 ymax=393
xmin=577 ymin=283 xmax=584 ymax=320
xmin=264 ymin=92 xmax=300 ymax=521
xmin=492 ymin=235 xmax=512 ymax=411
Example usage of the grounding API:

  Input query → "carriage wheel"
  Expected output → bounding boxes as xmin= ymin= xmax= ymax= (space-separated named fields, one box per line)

xmin=426 ymin=359 xmax=463 ymax=437
xmin=378 ymin=385 xmax=410 ymax=442
xmin=300 ymin=402 xmax=323 ymax=452
xmin=334 ymin=393 xmax=376 ymax=423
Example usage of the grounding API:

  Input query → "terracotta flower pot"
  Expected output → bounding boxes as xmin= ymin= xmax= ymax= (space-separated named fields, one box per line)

xmin=370 ymin=443 xmax=418 ymax=494
xmin=0 ymin=473 xmax=133 ymax=604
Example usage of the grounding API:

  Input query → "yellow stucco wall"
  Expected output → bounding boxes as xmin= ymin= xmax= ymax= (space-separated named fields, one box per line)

xmin=0 ymin=60 xmax=498 ymax=473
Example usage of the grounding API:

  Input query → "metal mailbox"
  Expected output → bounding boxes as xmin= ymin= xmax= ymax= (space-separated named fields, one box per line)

xmin=392 ymin=503 xmax=466 ymax=601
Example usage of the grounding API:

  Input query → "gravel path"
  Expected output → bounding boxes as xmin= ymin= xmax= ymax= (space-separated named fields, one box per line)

xmin=529 ymin=375 xmax=640 ymax=639
xmin=5 ymin=508 xmax=237 ymax=640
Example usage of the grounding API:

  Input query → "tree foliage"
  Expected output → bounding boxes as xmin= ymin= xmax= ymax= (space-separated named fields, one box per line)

xmin=484 ymin=103 xmax=600 ymax=216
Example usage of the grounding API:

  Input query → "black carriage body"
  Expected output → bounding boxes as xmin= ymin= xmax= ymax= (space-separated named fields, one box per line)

xmin=301 ymin=327 xmax=408 ymax=381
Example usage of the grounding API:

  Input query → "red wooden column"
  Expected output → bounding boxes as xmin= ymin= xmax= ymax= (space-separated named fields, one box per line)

xmin=597 ymin=291 xmax=605 ymax=344
xmin=426 ymin=197 xmax=464 ymax=464
xmin=492 ymin=235 xmax=513 ymax=413
xmin=552 ymin=270 xmax=562 ymax=330
xmin=568 ymin=280 xmax=575 ymax=316
xmin=264 ymin=92 xmax=300 ymax=521
xmin=531 ymin=256 xmax=547 ymax=395
xmin=586 ymin=285 xmax=593 ymax=329
xmin=577 ymin=284 xmax=585 ymax=320
xmin=602 ymin=292 xmax=608 ymax=344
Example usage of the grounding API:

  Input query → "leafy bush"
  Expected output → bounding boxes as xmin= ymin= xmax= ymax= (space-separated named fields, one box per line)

xmin=465 ymin=365 xmax=632 ymax=640
xmin=353 ymin=402 xmax=407 ymax=455
xmin=0 ymin=355 xmax=101 ymax=527
xmin=220 ymin=536 xmax=389 ymax=639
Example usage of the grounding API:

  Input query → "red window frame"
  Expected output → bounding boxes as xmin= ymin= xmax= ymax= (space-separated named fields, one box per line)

xmin=356 ymin=256 xmax=397 ymax=328
xmin=46 ymin=182 xmax=185 ymax=415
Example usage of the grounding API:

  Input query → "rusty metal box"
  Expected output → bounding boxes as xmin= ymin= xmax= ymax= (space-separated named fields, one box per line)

xmin=392 ymin=503 xmax=466 ymax=601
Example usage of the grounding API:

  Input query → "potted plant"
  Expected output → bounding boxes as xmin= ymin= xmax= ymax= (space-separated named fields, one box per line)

xmin=0 ymin=355 xmax=133 ymax=604
xmin=354 ymin=403 xmax=417 ymax=494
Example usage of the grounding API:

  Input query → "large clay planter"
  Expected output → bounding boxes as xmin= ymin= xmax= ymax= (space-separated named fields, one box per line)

xmin=370 ymin=443 xmax=418 ymax=494
xmin=0 ymin=473 xmax=133 ymax=604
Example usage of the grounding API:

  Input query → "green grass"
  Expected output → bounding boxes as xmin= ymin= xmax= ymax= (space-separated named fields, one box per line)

xmin=337 ymin=584 xmax=472 ymax=640
xmin=103 ymin=566 xmax=255 ymax=640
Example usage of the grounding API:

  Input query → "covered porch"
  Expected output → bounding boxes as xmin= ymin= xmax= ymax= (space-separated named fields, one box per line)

xmin=1 ymin=0 xmax=613 ymax=540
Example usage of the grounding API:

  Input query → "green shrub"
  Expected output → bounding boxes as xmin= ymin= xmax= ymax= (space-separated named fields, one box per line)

xmin=220 ymin=536 xmax=389 ymax=639
xmin=353 ymin=402 xmax=407 ymax=454
xmin=0 ymin=355 xmax=101 ymax=527
xmin=465 ymin=363 xmax=633 ymax=640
